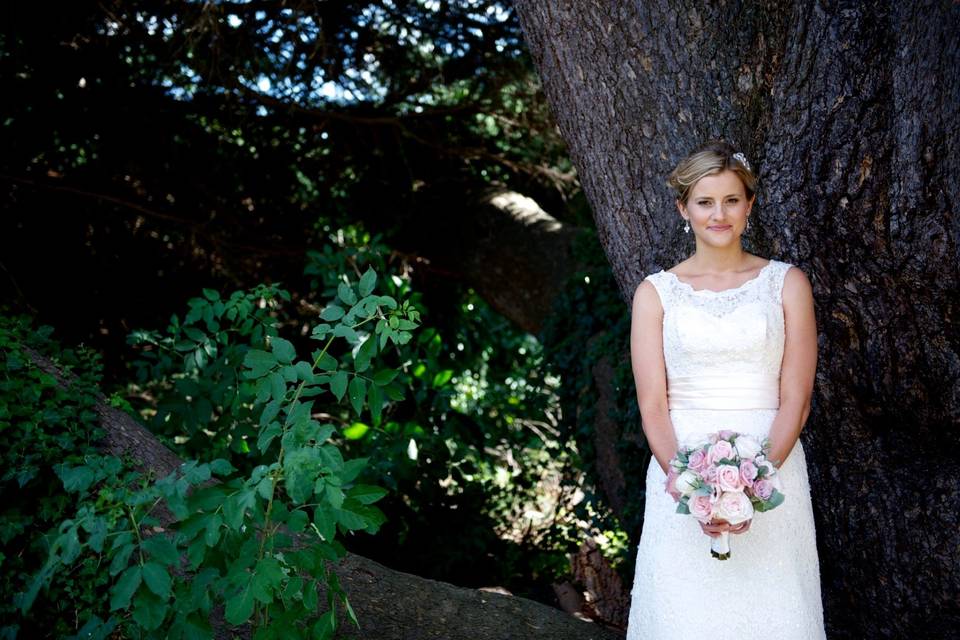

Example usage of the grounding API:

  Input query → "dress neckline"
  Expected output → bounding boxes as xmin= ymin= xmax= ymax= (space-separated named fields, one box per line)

xmin=663 ymin=259 xmax=775 ymax=295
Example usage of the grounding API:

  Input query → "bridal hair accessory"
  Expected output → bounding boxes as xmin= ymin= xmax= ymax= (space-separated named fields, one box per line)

xmin=733 ymin=152 xmax=751 ymax=172
xmin=666 ymin=430 xmax=785 ymax=560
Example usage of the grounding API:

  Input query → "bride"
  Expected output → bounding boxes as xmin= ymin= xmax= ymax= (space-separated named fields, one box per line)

xmin=625 ymin=140 xmax=827 ymax=638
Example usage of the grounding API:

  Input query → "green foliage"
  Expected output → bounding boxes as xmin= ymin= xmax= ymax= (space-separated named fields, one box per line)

xmin=0 ymin=313 xmax=115 ymax=638
xmin=537 ymin=229 xmax=649 ymax=574
xmin=302 ymin=228 xmax=609 ymax=592
xmin=4 ymin=265 xmax=414 ymax=638
xmin=125 ymin=283 xmax=290 ymax=461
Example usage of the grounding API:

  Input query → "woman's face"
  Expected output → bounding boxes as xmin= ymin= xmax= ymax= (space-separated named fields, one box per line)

xmin=677 ymin=169 xmax=754 ymax=246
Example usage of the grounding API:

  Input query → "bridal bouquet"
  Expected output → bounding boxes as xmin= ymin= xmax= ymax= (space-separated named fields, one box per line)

xmin=666 ymin=430 xmax=785 ymax=560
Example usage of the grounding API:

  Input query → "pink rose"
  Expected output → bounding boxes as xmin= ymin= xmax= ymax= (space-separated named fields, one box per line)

xmin=754 ymin=479 xmax=774 ymax=500
xmin=707 ymin=440 xmax=734 ymax=465
xmin=718 ymin=429 xmax=736 ymax=440
xmin=717 ymin=465 xmax=743 ymax=492
xmin=687 ymin=449 xmax=708 ymax=473
xmin=701 ymin=465 xmax=718 ymax=484
xmin=717 ymin=491 xmax=754 ymax=523
xmin=688 ymin=494 xmax=714 ymax=522
xmin=739 ymin=459 xmax=758 ymax=487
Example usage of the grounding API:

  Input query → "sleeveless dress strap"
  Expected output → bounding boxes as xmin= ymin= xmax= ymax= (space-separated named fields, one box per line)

xmin=770 ymin=260 xmax=794 ymax=305
xmin=643 ymin=271 xmax=672 ymax=312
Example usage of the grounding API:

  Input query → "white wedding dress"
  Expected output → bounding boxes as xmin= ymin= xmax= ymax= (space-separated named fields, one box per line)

xmin=626 ymin=259 xmax=826 ymax=639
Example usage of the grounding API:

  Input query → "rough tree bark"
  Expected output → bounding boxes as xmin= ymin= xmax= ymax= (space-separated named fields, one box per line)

xmin=25 ymin=348 xmax=620 ymax=640
xmin=512 ymin=0 xmax=960 ymax=637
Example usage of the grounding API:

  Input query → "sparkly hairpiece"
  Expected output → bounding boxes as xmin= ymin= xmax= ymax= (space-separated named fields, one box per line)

xmin=732 ymin=152 xmax=751 ymax=172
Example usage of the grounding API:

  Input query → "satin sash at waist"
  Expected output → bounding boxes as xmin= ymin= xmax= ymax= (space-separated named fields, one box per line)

xmin=667 ymin=373 xmax=780 ymax=410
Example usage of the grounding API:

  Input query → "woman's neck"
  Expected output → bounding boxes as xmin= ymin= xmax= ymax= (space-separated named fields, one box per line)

xmin=688 ymin=245 xmax=750 ymax=273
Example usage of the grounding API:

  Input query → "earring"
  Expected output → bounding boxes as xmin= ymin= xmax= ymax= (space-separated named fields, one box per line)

xmin=746 ymin=216 xmax=751 ymax=231
xmin=683 ymin=220 xmax=690 ymax=233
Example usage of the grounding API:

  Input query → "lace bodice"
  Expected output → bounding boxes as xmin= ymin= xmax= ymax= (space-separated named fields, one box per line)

xmin=644 ymin=259 xmax=793 ymax=381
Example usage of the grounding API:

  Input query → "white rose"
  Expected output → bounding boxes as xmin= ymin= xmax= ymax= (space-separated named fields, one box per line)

xmin=734 ymin=435 xmax=762 ymax=459
xmin=716 ymin=491 xmax=755 ymax=524
xmin=675 ymin=470 xmax=701 ymax=496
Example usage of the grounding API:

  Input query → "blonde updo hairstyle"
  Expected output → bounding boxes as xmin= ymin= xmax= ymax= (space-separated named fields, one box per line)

xmin=667 ymin=140 xmax=758 ymax=205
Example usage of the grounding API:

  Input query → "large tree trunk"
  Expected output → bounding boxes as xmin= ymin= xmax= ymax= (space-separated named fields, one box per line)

xmin=512 ymin=1 xmax=960 ymax=637
xmin=26 ymin=348 xmax=620 ymax=640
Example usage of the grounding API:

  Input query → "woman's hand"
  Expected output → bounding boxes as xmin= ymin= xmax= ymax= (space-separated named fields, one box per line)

xmin=699 ymin=518 xmax=751 ymax=538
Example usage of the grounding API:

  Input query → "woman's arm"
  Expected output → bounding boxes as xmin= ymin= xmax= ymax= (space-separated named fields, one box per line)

xmin=767 ymin=266 xmax=818 ymax=468
xmin=630 ymin=280 xmax=678 ymax=476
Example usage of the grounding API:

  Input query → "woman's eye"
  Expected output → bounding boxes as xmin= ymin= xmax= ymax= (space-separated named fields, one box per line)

xmin=727 ymin=198 xmax=739 ymax=203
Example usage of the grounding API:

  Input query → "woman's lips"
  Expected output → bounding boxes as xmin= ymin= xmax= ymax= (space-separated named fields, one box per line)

xmin=708 ymin=225 xmax=732 ymax=231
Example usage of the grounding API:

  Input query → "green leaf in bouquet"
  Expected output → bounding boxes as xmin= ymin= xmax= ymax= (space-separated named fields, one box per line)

xmin=766 ymin=489 xmax=785 ymax=509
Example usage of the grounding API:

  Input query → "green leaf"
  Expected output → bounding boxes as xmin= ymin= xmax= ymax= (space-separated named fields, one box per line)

xmin=209 ymin=458 xmax=236 ymax=476
xmin=333 ymin=324 xmax=358 ymax=343
xmin=335 ymin=506 xmax=368 ymax=530
xmin=325 ymin=484 xmax=344 ymax=509
xmin=287 ymin=509 xmax=309 ymax=534
xmin=353 ymin=335 xmax=376 ymax=373
xmin=224 ymin=582 xmax=255 ymax=626
xmin=316 ymin=352 xmax=338 ymax=371
xmin=337 ymin=282 xmax=357 ymax=306
xmin=132 ymin=589 xmax=168 ymax=631
xmin=271 ymin=337 xmax=296 ymax=364
xmin=142 ymin=562 xmax=172 ymax=599
xmin=294 ymin=361 xmax=315 ymax=382
xmin=313 ymin=610 xmax=336 ymax=639
xmin=358 ymin=267 xmax=377 ymax=296
xmin=109 ymin=542 xmax=136 ymax=576
xmin=347 ymin=484 xmax=388 ymax=505
xmin=251 ymin=557 xmax=284 ymax=604
xmin=342 ymin=422 xmax=368 ymax=440
xmin=329 ymin=370 xmax=348 ymax=401
xmin=372 ymin=369 xmax=399 ymax=386
xmin=344 ymin=595 xmax=359 ymax=627
xmin=340 ymin=457 xmax=367 ymax=484
xmin=302 ymin=580 xmax=318 ymax=612
xmin=257 ymin=421 xmax=282 ymax=454
xmin=270 ymin=371 xmax=287 ymax=402
xmin=259 ymin=398 xmax=283 ymax=427
xmin=243 ymin=349 xmax=276 ymax=378
xmin=142 ymin=536 xmax=179 ymax=566
xmin=320 ymin=305 xmax=345 ymax=321
xmin=57 ymin=464 xmax=96 ymax=493
xmin=313 ymin=503 xmax=336 ymax=543
xmin=204 ymin=514 xmax=222 ymax=547
xmin=110 ymin=565 xmax=142 ymax=611
xmin=284 ymin=448 xmax=321 ymax=505
xmin=347 ymin=377 xmax=366 ymax=416
xmin=367 ymin=381 xmax=384 ymax=422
